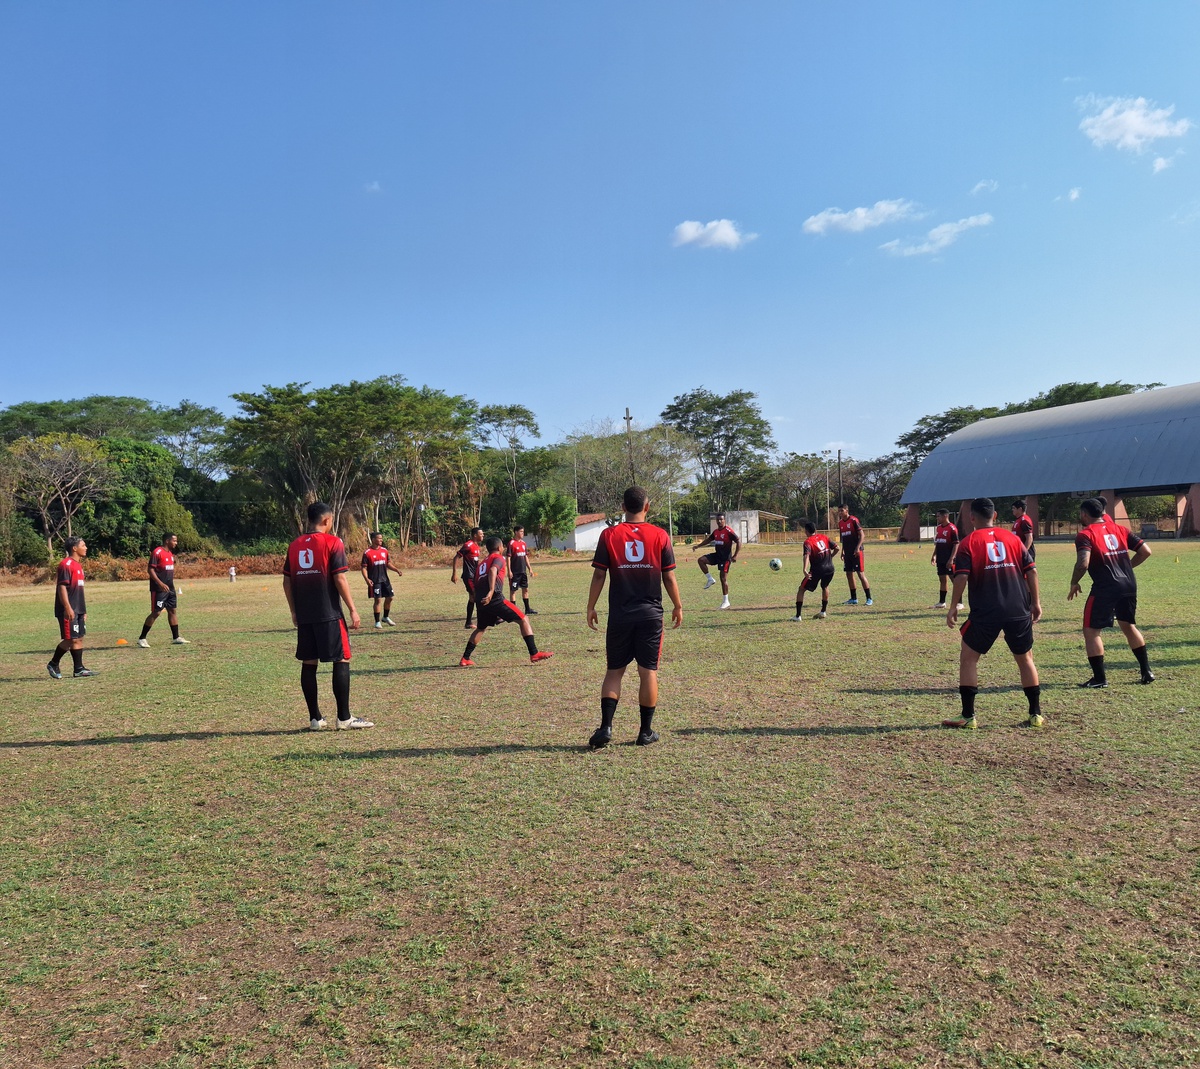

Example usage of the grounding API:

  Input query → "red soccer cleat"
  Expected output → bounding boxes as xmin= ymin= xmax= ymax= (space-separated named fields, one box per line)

xmin=530 ymin=651 xmax=554 ymax=663
xmin=459 ymin=658 xmax=476 ymax=667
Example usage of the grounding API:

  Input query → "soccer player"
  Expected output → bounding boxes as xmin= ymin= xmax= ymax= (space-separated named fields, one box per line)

xmin=47 ymin=536 xmax=94 ymax=679
xmin=943 ymin=498 xmax=1043 ymax=729
xmin=460 ymin=536 xmax=553 ymax=667
xmin=692 ymin=511 xmax=739 ymax=609
xmin=1068 ymin=497 xmax=1154 ymax=687
xmin=507 ymin=525 xmax=536 ymax=615
xmin=282 ymin=501 xmax=372 ymax=731
xmin=792 ymin=520 xmax=835 ymax=621
xmin=930 ymin=509 xmax=960 ymax=608
xmin=586 ymin=486 xmax=683 ymax=749
xmin=1011 ymin=499 xmax=1035 ymax=560
xmin=837 ymin=504 xmax=873 ymax=605
xmin=451 ymin=527 xmax=484 ymax=629
xmin=361 ymin=532 xmax=403 ymax=629
xmin=137 ymin=533 xmax=188 ymax=647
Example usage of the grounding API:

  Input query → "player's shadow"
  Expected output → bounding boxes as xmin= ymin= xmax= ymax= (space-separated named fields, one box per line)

xmin=277 ymin=742 xmax=582 ymax=761
xmin=0 ymin=728 xmax=309 ymax=750
xmin=677 ymin=724 xmax=947 ymax=738
xmin=355 ymin=664 xmax=461 ymax=675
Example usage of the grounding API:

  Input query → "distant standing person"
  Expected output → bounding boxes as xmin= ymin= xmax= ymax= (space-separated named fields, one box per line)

xmin=943 ymin=498 xmax=1043 ymax=729
xmin=930 ymin=509 xmax=960 ymax=609
xmin=507 ymin=525 xmax=537 ymax=615
xmin=451 ymin=527 xmax=485 ymax=629
xmin=1069 ymin=497 xmax=1154 ymax=687
xmin=586 ymin=486 xmax=683 ymax=749
xmin=361 ymin=532 xmax=403 ymax=629
xmin=692 ymin=511 xmax=739 ymax=609
xmin=460 ymin=536 xmax=553 ymax=667
xmin=137 ymin=533 xmax=188 ymax=647
xmin=1011 ymin=500 xmax=1035 ymax=560
xmin=837 ymin=504 xmax=873 ymax=605
xmin=47 ymin=536 xmax=94 ymax=679
xmin=792 ymin=520 xmax=835 ymax=621
xmin=283 ymin=502 xmax=373 ymax=731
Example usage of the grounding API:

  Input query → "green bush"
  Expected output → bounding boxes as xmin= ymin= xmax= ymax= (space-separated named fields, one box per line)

xmin=0 ymin=512 xmax=48 ymax=566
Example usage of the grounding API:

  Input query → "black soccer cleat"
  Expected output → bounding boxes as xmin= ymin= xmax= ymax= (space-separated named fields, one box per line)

xmin=1077 ymin=678 xmax=1108 ymax=689
xmin=525 ymin=608 xmax=538 ymax=615
xmin=635 ymin=729 xmax=660 ymax=747
xmin=1139 ymin=671 xmax=1155 ymax=685
xmin=46 ymin=661 xmax=62 ymax=679
xmin=588 ymin=726 xmax=612 ymax=751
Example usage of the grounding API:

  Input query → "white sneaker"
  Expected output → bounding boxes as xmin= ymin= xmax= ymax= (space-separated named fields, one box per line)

xmin=720 ymin=598 xmax=730 ymax=609
xmin=336 ymin=715 xmax=374 ymax=730
xmin=172 ymin=636 xmax=190 ymax=644
xmin=137 ymin=638 xmax=150 ymax=648
xmin=383 ymin=617 xmax=395 ymax=626
xmin=374 ymin=621 xmax=383 ymax=629
xmin=703 ymin=575 xmax=716 ymax=590
xmin=933 ymin=602 xmax=947 ymax=609
xmin=817 ymin=611 xmax=826 ymax=619
xmin=791 ymin=615 xmax=802 ymax=622
xmin=309 ymin=718 xmax=328 ymax=731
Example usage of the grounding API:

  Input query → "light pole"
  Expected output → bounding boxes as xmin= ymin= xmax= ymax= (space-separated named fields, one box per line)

xmin=821 ymin=450 xmax=832 ymax=530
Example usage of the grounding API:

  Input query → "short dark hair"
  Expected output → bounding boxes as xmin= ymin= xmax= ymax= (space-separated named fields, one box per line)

xmin=484 ymin=535 xmax=503 ymax=553
xmin=64 ymin=535 xmax=84 ymax=553
xmin=472 ymin=527 xmax=484 ymax=538
xmin=802 ymin=520 xmax=816 ymax=535
xmin=1097 ymin=495 xmax=1108 ymax=510
xmin=162 ymin=531 xmax=176 ymax=542
xmin=1080 ymin=497 xmax=1104 ymax=519
xmin=623 ymin=486 xmax=648 ymax=513
xmin=971 ymin=497 xmax=996 ymax=520
xmin=1012 ymin=499 xmax=1026 ymax=510
xmin=838 ymin=502 xmax=849 ymax=510
xmin=370 ymin=531 xmax=382 ymax=540
xmin=935 ymin=508 xmax=949 ymax=517
xmin=512 ymin=525 xmax=523 ymax=534
xmin=307 ymin=501 xmax=333 ymax=525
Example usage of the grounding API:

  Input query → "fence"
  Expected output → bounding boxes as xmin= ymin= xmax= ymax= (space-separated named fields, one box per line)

xmin=757 ymin=527 xmax=901 ymax=545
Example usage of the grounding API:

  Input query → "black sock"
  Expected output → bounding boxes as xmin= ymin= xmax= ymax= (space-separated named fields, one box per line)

xmin=600 ymin=696 xmax=618 ymax=729
xmin=462 ymin=640 xmax=477 ymax=661
xmin=938 ymin=589 xmax=946 ymax=603
xmin=300 ymin=663 xmax=320 ymax=718
xmin=523 ymin=633 xmax=538 ymax=656
xmin=51 ymin=643 xmax=67 ymax=666
xmin=523 ymin=597 xmax=531 ymax=612
xmin=795 ymin=600 xmax=803 ymax=616
xmin=640 ymin=705 xmax=655 ymax=733
xmin=1088 ymin=654 xmax=1106 ymax=682
xmin=1132 ymin=644 xmax=1150 ymax=673
xmin=863 ymin=585 xmax=871 ymax=599
xmin=374 ymin=611 xmax=380 ymax=623
xmin=1024 ymin=684 xmax=1041 ymax=715
xmin=170 ymin=623 xmax=180 ymax=640
xmin=69 ymin=648 xmax=83 ymax=672
xmin=820 ymin=598 xmax=828 ymax=613
xmin=332 ymin=661 xmax=351 ymax=720
xmin=465 ymin=602 xmax=474 ymax=625
xmin=959 ymin=685 xmax=978 ymax=718
xmin=139 ymin=623 xmax=151 ymax=640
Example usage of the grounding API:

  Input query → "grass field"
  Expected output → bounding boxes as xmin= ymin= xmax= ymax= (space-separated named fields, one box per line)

xmin=1 ymin=541 xmax=1197 ymax=1069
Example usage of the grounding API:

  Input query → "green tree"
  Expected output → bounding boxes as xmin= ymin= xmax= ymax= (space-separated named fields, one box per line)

xmin=9 ymin=434 xmax=113 ymax=557
xmin=516 ymin=488 xmax=576 ymax=550
xmin=0 ymin=395 xmax=174 ymax=442
xmin=476 ymin=403 xmax=540 ymax=526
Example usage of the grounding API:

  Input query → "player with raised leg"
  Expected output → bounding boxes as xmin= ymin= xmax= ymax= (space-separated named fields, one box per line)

xmin=460 ymin=536 xmax=553 ymax=667
xmin=692 ymin=511 xmax=739 ymax=609
xmin=793 ymin=520 xmax=835 ymax=621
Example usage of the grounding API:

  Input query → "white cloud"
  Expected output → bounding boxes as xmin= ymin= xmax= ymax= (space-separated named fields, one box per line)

xmin=971 ymin=179 xmax=999 ymax=195
xmin=1069 ymin=187 xmax=1081 ymax=201
xmin=802 ymin=199 xmax=919 ymax=235
xmin=672 ymin=219 xmax=757 ymax=249
xmin=364 ymin=181 xmax=383 ymax=193
xmin=1153 ymin=156 xmax=1172 ymax=173
xmin=1078 ymin=95 xmax=1192 ymax=153
xmin=880 ymin=213 xmax=993 ymax=257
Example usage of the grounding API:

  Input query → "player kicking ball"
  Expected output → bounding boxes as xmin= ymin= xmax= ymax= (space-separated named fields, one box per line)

xmin=792 ymin=520 xmax=835 ymax=620
xmin=460 ymin=536 xmax=553 ymax=667
xmin=692 ymin=511 xmax=739 ymax=609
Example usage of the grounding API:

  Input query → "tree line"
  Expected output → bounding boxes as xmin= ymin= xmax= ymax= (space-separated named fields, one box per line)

xmin=0 ymin=378 xmax=1160 ymax=565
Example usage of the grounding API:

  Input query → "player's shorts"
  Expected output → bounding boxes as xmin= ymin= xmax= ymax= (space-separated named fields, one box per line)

xmin=701 ymin=553 xmax=732 ymax=574
xmin=508 ymin=571 xmax=529 ymax=591
xmin=150 ymin=588 xmax=178 ymax=613
xmin=462 ymin=573 xmax=477 ymax=593
xmin=475 ymin=597 xmax=525 ymax=630
xmin=843 ymin=548 xmax=865 ymax=574
xmin=606 ymin=616 xmax=665 ymax=671
xmin=935 ymin=556 xmax=954 ymax=577
xmin=960 ymin=615 xmax=1033 ymax=656
xmin=57 ymin=614 xmax=86 ymax=641
xmin=1083 ymin=591 xmax=1136 ymax=630
xmin=369 ymin=580 xmax=394 ymax=599
xmin=295 ymin=618 xmax=351 ymax=662
xmin=801 ymin=570 xmax=834 ymax=593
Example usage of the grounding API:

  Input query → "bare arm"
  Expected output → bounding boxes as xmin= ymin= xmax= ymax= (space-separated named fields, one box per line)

xmin=585 ymin=569 xmax=607 ymax=630
xmin=58 ymin=580 xmax=75 ymax=620
xmin=1131 ymin=543 xmax=1151 ymax=568
xmin=283 ymin=576 xmax=297 ymax=627
xmin=1068 ymin=547 xmax=1090 ymax=599
xmin=692 ymin=533 xmax=715 ymax=551
xmin=388 ymin=561 xmax=404 ymax=577
xmin=450 ymin=550 xmax=460 ymax=582
xmin=334 ymin=572 xmax=361 ymax=629
xmin=479 ymin=560 xmax=501 ymax=606
xmin=361 ymin=563 xmax=371 ymax=584
xmin=945 ymin=574 xmax=968 ymax=627
xmin=1025 ymin=566 xmax=1042 ymax=623
xmin=663 ymin=570 xmax=684 ymax=629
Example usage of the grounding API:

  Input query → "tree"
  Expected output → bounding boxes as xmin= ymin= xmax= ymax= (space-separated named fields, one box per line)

xmin=769 ymin=452 xmax=829 ymax=523
xmin=660 ymin=389 xmax=775 ymax=512
xmin=476 ymin=403 xmax=540 ymax=525
xmin=9 ymin=434 xmax=113 ymax=557
xmin=0 ymin=395 xmax=174 ymax=442
xmin=516 ymin=488 xmax=577 ymax=550
xmin=157 ymin=400 xmax=226 ymax=477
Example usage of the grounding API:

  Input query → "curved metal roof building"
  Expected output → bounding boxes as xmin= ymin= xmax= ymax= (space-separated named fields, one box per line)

xmin=900 ymin=381 xmax=1200 ymax=505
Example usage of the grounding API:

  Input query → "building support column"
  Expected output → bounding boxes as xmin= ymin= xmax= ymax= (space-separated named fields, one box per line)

xmin=899 ymin=504 xmax=921 ymax=542
xmin=1025 ymin=494 xmax=1039 ymax=539
xmin=1178 ymin=484 xmax=1200 ymax=538
xmin=958 ymin=500 xmax=974 ymax=535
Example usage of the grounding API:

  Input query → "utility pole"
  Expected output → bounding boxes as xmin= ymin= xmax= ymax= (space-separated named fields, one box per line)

xmin=837 ymin=448 xmax=843 ymax=507
xmin=624 ymin=407 xmax=636 ymax=482
xmin=821 ymin=449 xmax=832 ymax=530
xmin=664 ymin=424 xmax=673 ymax=537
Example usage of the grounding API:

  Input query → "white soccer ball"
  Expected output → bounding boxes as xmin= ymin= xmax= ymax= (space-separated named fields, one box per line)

xmin=769 ymin=558 xmax=783 ymax=572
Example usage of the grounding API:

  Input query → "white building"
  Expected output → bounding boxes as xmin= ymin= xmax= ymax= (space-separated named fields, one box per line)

xmin=551 ymin=512 xmax=609 ymax=553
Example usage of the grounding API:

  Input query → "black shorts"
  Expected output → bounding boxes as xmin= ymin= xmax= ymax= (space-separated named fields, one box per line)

xmin=843 ymin=548 xmax=865 ymax=574
xmin=960 ymin=615 xmax=1033 ymax=656
xmin=509 ymin=571 xmax=529 ymax=591
xmin=296 ymin=618 xmax=351 ymax=662
xmin=1083 ymin=591 xmax=1136 ymax=630
xmin=57 ymin=615 xmax=86 ymax=641
xmin=150 ymin=588 xmax=177 ymax=613
xmin=369 ymin=580 xmax=394 ymax=599
xmin=476 ymin=597 xmax=525 ymax=630
xmin=702 ymin=553 xmax=732 ymax=574
xmin=462 ymin=575 xmax=476 ymax=594
xmin=801 ymin=570 xmax=834 ymax=593
xmin=935 ymin=556 xmax=954 ymax=577
xmin=606 ymin=616 xmax=665 ymax=671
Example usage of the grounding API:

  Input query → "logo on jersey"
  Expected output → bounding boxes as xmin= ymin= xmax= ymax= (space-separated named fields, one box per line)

xmin=986 ymin=542 xmax=1007 ymax=564
xmin=298 ymin=549 xmax=315 ymax=569
xmin=624 ymin=540 xmax=645 ymax=563
xmin=816 ymin=539 xmax=826 ymax=551
xmin=1104 ymin=533 xmax=1120 ymax=551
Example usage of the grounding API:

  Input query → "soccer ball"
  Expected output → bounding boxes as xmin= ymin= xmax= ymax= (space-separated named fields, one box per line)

xmin=769 ymin=558 xmax=783 ymax=572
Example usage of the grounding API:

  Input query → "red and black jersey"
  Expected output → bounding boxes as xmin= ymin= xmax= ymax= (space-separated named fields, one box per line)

xmin=55 ymin=557 xmax=86 ymax=618
xmin=283 ymin=531 xmax=349 ymax=624
xmin=458 ymin=539 xmax=481 ymax=578
xmin=474 ymin=552 xmax=507 ymax=604
xmin=839 ymin=515 xmax=863 ymax=554
xmin=592 ymin=522 xmax=676 ymax=623
xmin=361 ymin=546 xmax=390 ymax=585
xmin=708 ymin=525 xmax=739 ymax=562
xmin=149 ymin=545 xmax=176 ymax=590
xmin=1012 ymin=513 xmax=1034 ymax=546
xmin=1076 ymin=519 xmax=1143 ymax=596
xmin=933 ymin=522 xmax=960 ymax=563
xmin=803 ymin=533 xmax=836 ymax=575
xmin=953 ymin=527 xmax=1035 ymax=623
xmin=508 ymin=538 xmax=529 ymax=575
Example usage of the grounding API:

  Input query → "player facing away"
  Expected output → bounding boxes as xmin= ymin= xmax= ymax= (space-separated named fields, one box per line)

xmin=943 ymin=498 xmax=1044 ymax=729
xmin=793 ymin=520 xmax=835 ymax=621
xmin=837 ymin=504 xmax=873 ymax=605
xmin=47 ymin=536 xmax=94 ymax=679
xmin=586 ymin=486 xmax=683 ymax=749
xmin=692 ymin=511 xmax=739 ymax=609
xmin=507 ymin=525 xmax=536 ymax=614
xmin=1068 ymin=497 xmax=1154 ymax=687
xmin=451 ymin=527 xmax=484 ymax=629
xmin=137 ymin=533 xmax=189 ymax=647
xmin=1011 ymin=499 xmax=1036 ymax=560
xmin=460 ymin=536 xmax=553 ymax=667
xmin=930 ymin=509 xmax=961 ymax=608
xmin=282 ymin=501 xmax=373 ymax=731
xmin=361 ymin=532 xmax=404 ymax=628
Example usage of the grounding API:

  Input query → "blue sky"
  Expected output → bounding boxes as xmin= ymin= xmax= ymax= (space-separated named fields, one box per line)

xmin=2 ymin=2 xmax=1197 ymax=462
